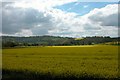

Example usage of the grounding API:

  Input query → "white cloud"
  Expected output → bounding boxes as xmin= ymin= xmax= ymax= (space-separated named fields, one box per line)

xmin=15 ymin=29 xmax=33 ymax=37
xmin=2 ymin=2 xmax=119 ymax=37
xmin=81 ymin=4 xmax=118 ymax=37
xmin=13 ymin=0 xmax=77 ymax=10
xmin=87 ymin=4 xmax=118 ymax=27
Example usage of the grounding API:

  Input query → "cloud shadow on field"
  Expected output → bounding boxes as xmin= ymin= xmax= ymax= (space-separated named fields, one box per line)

xmin=2 ymin=69 xmax=118 ymax=80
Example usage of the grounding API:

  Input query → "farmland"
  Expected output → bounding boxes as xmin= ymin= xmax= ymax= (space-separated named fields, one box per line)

xmin=2 ymin=45 xmax=119 ymax=80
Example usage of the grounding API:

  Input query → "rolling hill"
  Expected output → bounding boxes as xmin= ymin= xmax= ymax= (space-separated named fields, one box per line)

xmin=1 ymin=36 xmax=120 ymax=47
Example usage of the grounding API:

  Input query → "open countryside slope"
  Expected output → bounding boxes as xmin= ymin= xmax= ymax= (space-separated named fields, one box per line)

xmin=2 ymin=45 xmax=119 ymax=79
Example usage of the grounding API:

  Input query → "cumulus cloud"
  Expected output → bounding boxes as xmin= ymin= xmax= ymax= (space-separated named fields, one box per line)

xmin=87 ymin=4 xmax=118 ymax=27
xmin=81 ymin=4 xmax=119 ymax=37
xmin=2 ymin=2 xmax=53 ymax=34
xmin=2 ymin=1 xmax=119 ymax=37
xmin=2 ymin=1 xmax=79 ymax=36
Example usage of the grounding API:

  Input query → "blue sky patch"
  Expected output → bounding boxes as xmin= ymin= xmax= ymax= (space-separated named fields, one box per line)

xmin=55 ymin=2 xmax=118 ymax=16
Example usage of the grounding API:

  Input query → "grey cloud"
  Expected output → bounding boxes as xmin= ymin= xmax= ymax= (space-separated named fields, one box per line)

xmin=88 ymin=12 xmax=118 ymax=27
xmin=101 ymin=14 xmax=118 ymax=27
xmin=2 ymin=2 xmax=53 ymax=34
xmin=31 ymin=21 xmax=54 ymax=35
xmin=84 ymin=23 xmax=101 ymax=30
xmin=32 ymin=27 xmax=49 ymax=35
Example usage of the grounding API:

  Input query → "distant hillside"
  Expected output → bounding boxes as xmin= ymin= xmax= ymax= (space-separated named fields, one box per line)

xmin=2 ymin=36 xmax=74 ymax=47
xmin=73 ymin=36 xmax=119 ymax=45
xmin=1 ymin=36 xmax=120 ymax=47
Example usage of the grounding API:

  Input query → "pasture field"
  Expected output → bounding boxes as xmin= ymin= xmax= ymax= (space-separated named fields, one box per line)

xmin=2 ymin=45 xmax=119 ymax=79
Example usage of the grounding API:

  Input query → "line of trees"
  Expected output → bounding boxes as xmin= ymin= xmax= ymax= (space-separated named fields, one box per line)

xmin=2 ymin=36 xmax=120 ymax=48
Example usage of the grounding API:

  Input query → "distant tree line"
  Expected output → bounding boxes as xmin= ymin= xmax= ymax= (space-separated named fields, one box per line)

xmin=1 ymin=36 xmax=120 ymax=48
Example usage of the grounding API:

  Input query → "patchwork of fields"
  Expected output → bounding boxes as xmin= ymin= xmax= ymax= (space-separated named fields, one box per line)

xmin=2 ymin=45 xmax=119 ymax=79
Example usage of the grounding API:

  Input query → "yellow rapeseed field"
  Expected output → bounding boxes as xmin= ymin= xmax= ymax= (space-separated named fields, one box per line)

xmin=2 ymin=45 xmax=119 ymax=79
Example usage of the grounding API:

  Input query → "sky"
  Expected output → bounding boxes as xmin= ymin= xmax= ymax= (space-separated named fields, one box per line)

xmin=1 ymin=0 xmax=119 ymax=37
